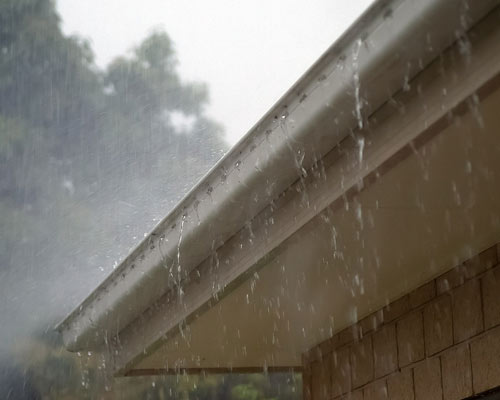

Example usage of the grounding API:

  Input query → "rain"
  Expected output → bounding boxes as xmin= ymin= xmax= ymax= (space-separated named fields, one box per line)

xmin=0 ymin=0 xmax=377 ymax=397
xmin=2 ymin=0 xmax=500 ymax=399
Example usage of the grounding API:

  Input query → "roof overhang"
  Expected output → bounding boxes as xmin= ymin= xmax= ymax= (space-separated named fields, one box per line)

xmin=57 ymin=0 xmax=500 ymax=376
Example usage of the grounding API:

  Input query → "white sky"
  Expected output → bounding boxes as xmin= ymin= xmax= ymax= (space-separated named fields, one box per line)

xmin=57 ymin=0 xmax=373 ymax=144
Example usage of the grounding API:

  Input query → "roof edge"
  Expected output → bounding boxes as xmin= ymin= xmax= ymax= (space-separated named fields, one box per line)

xmin=57 ymin=0 xmax=500 ymax=352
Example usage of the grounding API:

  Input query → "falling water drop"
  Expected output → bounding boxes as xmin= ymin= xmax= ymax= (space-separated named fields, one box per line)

xmin=357 ymin=137 xmax=365 ymax=164
xmin=353 ymin=38 xmax=364 ymax=130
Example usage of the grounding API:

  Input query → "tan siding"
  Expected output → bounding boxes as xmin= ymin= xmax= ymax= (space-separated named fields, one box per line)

xmin=304 ymin=243 xmax=500 ymax=399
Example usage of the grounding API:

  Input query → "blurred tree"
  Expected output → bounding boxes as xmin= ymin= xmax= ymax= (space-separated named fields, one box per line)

xmin=13 ymin=331 xmax=301 ymax=399
xmin=0 ymin=0 xmax=303 ymax=398
xmin=0 ymin=361 xmax=41 ymax=399
xmin=0 ymin=0 xmax=225 ymax=283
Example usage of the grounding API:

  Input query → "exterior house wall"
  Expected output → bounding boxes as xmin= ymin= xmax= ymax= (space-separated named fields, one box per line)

xmin=302 ymin=243 xmax=500 ymax=399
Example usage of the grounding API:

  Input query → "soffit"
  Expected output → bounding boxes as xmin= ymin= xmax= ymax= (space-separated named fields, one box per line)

xmin=130 ymin=83 xmax=500 ymax=373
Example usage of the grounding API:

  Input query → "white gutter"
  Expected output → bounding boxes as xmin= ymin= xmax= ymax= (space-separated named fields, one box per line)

xmin=56 ymin=0 xmax=500 ymax=351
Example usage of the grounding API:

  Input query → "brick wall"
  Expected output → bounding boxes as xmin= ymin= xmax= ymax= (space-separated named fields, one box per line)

xmin=302 ymin=243 xmax=500 ymax=400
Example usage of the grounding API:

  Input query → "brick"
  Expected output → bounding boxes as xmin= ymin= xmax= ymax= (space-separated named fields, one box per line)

xmin=424 ymin=295 xmax=453 ymax=356
xmin=409 ymin=281 xmax=436 ymax=309
xmin=387 ymin=369 xmax=414 ymax=400
xmin=384 ymin=295 xmax=411 ymax=322
xmin=464 ymin=246 xmax=497 ymax=274
xmin=311 ymin=346 xmax=324 ymax=363
xmin=330 ymin=334 xmax=340 ymax=350
xmin=441 ymin=344 xmax=472 ymax=400
xmin=303 ymin=353 xmax=312 ymax=369
xmin=470 ymin=325 xmax=500 ymax=393
xmin=436 ymin=246 xmax=498 ymax=295
xmin=360 ymin=310 xmax=384 ymax=336
xmin=319 ymin=337 xmax=336 ymax=357
xmin=364 ymin=380 xmax=388 ymax=400
xmin=311 ymin=356 xmax=331 ymax=400
xmin=338 ymin=325 xmax=361 ymax=347
xmin=310 ymin=335 xmax=338 ymax=363
xmin=397 ymin=312 xmax=425 ymax=367
xmin=452 ymin=279 xmax=483 ymax=343
xmin=303 ymin=351 xmax=313 ymax=366
xmin=332 ymin=346 xmax=351 ymax=397
xmin=436 ymin=266 xmax=467 ymax=294
xmin=373 ymin=324 xmax=398 ymax=378
xmin=482 ymin=266 xmax=500 ymax=329
xmin=414 ymin=358 xmax=442 ymax=400
xmin=351 ymin=336 xmax=374 ymax=388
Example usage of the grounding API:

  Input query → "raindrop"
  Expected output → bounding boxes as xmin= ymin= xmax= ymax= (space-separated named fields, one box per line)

xmin=355 ymin=202 xmax=364 ymax=230
xmin=452 ymin=181 xmax=462 ymax=205
xmin=352 ymin=38 xmax=364 ymax=130
xmin=403 ymin=75 xmax=411 ymax=92
xmin=176 ymin=214 xmax=187 ymax=290
xmin=357 ymin=136 xmax=365 ymax=164
xmin=350 ymin=306 xmax=358 ymax=322
xmin=467 ymin=93 xmax=484 ymax=129
xmin=465 ymin=160 xmax=472 ymax=174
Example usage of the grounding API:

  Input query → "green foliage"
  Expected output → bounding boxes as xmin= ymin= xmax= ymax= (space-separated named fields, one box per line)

xmin=232 ymin=383 xmax=260 ymax=400
xmin=0 ymin=1 xmax=304 ymax=398
xmin=11 ymin=333 xmax=301 ymax=399
xmin=0 ymin=0 xmax=226 ymax=286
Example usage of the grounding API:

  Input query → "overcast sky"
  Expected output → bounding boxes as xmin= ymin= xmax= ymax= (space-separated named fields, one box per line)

xmin=57 ymin=0 xmax=373 ymax=144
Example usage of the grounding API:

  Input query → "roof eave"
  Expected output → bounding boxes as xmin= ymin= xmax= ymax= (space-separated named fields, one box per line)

xmin=57 ymin=0 xmax=500 ymax=352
